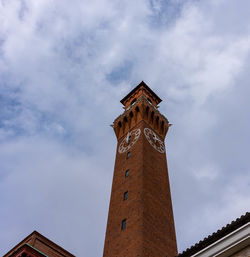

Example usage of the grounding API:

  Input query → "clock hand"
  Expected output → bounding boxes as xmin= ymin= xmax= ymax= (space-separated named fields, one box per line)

xmin=126 ymin=132 xmax=131 ymax=144
xmin=152 ymin=133 xmax=157 ymax=143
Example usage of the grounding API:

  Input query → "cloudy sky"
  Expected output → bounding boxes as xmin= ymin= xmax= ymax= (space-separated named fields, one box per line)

xmin=1 ymin=0 xmax=250 ymax=256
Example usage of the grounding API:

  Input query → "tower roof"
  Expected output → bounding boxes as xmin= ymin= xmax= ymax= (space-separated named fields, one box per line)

xmin=120 ymin=81 xmax=162 ymax=106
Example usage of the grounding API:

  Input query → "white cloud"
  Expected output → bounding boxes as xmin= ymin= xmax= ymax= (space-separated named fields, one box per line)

xmin=1 ymin=0 xmax=250 ymax=255
xmin=149 ymin=3 xmax=250 ymax=105
xmin=192 ymin=163 xmax=219 ymax=180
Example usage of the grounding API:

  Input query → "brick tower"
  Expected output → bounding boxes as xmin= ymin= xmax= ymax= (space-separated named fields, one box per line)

xmin=103 ymin=81 xmax=177 ymax=257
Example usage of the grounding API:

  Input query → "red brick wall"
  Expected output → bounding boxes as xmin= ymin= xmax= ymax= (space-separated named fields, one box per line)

xmin=103 ymin=119 xmax=177 ymax=257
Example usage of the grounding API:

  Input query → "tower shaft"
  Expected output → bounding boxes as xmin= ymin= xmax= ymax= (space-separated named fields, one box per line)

xmin=103 ymin=82 xmax=177 ymax=257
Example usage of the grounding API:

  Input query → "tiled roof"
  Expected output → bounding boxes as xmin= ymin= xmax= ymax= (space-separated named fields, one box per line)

xmin=178 ymin=212 xmax=250 ymax=257
xmin=3 ymin=230 xmax=75 ymax=257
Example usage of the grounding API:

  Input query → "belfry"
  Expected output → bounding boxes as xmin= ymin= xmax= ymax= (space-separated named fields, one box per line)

xmin=103 ymin=81 xmax=177 ymax=257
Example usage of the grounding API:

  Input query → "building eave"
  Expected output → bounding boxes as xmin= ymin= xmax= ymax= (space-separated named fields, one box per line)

xmin=178 ymin=212 xmax=250 ymax=257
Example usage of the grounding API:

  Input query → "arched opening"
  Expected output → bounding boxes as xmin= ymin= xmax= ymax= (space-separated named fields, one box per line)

xmin=161 ymin=121 xmax=165 ymax=134
xmin=151 ymin=111 xmax=154 ymax=124
xmin=156 ymin=116 xmax=159 ymax=128
xmin=128 ymin=111 xmax=134 ymax=128
xmin=146 ymin=106 xmax=149 ymax=119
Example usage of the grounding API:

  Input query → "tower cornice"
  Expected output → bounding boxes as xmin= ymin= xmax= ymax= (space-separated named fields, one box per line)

xmin=113 ymin=96 xmax=170 ymax=140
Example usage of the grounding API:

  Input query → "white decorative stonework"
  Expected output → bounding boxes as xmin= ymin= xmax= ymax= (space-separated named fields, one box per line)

xmin=144 ymin=128 xmax=165 ymax=153
xmin=118 ymin=128 xmax=141 ymax=153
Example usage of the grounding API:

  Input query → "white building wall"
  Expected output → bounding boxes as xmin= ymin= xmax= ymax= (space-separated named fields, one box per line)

xmin=230 ymin=245 xmax=250 ymax=257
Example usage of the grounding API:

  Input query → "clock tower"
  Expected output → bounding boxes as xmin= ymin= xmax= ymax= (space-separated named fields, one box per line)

xmin=103 ymin=81 xmax=177 ymax=257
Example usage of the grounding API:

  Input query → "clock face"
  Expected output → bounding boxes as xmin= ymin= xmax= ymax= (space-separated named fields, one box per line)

xmin=118 ymin=128 xmax=141 ymax=154
xmin=144 ymin=128 xmax=165 ymax=153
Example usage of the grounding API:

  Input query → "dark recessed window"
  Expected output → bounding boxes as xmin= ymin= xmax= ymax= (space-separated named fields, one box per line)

xmin=147 ymin=98 xmax=152 ymax=104
xmin=123 ymin=191 xmax=128 ymax=200
xmin=125 ymin=169 xmax=129 ymax=177
xmin=126 ymin=152 xmax=130 ymax=159
xmin=121 ymin=219 xmax=127 ymax=230
xmin=131 ymin=98 xmax=137 ymax=105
